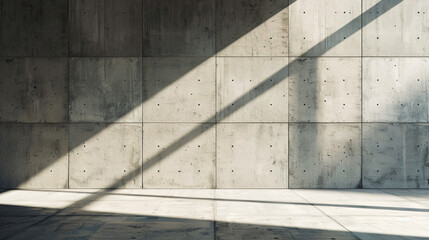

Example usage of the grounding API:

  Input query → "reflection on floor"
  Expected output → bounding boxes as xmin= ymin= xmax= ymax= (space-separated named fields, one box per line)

xmin=1 ymin=189 xmax=428 ymax=240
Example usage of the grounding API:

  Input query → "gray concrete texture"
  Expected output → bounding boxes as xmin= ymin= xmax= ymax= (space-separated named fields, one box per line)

xmin=70 ymin=0 xmax=142 ymax=56
xmin=0 ymin=0 xmax=429 ymax=189
xmin=3 ymin=189 xmax=429 ymax=240
xmin=69 ymin=57 xmax=142 ymax=122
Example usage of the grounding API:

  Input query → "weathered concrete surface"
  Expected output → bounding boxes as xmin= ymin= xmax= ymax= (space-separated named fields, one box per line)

xmin=143 ymin=124 xmax=215 ymax=188
xmin=289 ymin=124 xmax=361 ymax=188
xmin=3 ymin=189 xmax=429 ymax=239
xmin=0 ymin=0 xmax=33 ymax=56
xmin=216 ymin=0 xmax=288 ymax=56
xmin=143 ymin=0 xmax=215 ymax=56
xmin=1 ymin=0 xmax=429 ymax=191
xmin=0 ymin=0 xmax=68 ymax=57
xmin=69 ymin=123 xmax=142 ymax=188
xmin=217 ymin=124 xmax=288 ymax=188
xmin=363 ymin=0 xmax=429 ymax=56
xmin=0 ymin=58 xmax=68 ymax=123
xmin=289 ymin=58 xmax=361 ymax=122
xmin=363 ymin=124 xmax=429 ymax=188
xmin=69 ymin=0 xmax=142 ymax=56
xmin=289 ymin=0 xmax=361 ymax=56
xmin=0 ymin=124 xmax=68 ymax=188
xmin=216 ymin=57 xmax=288 ymax=122
xmin=0 ymin=216 xmax=47 ymax=239
xmin=363 ymin=58 xmax=429 ymax=122
xmin=69 ymin=58 xmax=142 ymax=123
xmin=143 ymin=58 xmax=215 ymax=122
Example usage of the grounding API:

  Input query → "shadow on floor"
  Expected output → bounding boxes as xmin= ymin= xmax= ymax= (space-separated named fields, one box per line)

xmin=10 ymin=188 xmax=429 ymax=214
xmin=0 ymin=203 xmax=426 ymax=240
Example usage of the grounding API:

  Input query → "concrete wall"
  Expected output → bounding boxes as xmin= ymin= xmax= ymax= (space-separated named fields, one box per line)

xmin=0 ymin=0 xmax=428 ymax=189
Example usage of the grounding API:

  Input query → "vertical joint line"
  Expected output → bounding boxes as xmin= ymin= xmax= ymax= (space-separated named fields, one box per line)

xmin=67 ymin=59 xmax=70 ymax=189
xmin=360 ymin=0 xmax=364 ymax=189
xmin=287 ymin=0 xmax=290 ymax=190
xmin=67 ymin=0 xmax=71 ymax=189
xmin=214 ymin=0 xmax=218 ymax=189
xmin=141 ymin=0 xmax=144 ymax=190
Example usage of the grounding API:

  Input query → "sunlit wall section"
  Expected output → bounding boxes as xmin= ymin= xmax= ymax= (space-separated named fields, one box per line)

xmin=363 ymin=0 xmax=429 ymax=190
xmin=1 ymin=0 xmax=428 ymax=189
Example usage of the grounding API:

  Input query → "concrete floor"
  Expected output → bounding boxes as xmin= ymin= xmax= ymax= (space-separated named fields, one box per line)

xmin=1 ymin=189 xmax=428 ymax=240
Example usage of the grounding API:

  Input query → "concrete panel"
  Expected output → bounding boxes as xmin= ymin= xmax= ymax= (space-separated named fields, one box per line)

xmin=70 ymin=0 xmax=142 ymax=56
xmin=0 ymin=0 xmax=68 ymax=57
xmin=69 ymin=0 xmax=105 ymax=56
xmin=31 ymin=0 xmax=69 ymax=57
xmin=0 ymin=0 xmax=32 ymax=56
xmin=0 ymin=124 xmax=68 ymax=188
xmin=104 ymin=0 xmax=142 ymax=56
xmin=0 ymin=58 xmax=68 ymax=123
xmin=216 ymin=57 xmax=288 ymax=122
xmin=289 ymin=58 xmax=361 ymax=122
xmin=363 ymin=58 xmax=429 ymax=122
xmin=142 ymin=0 xmax=215 ymax=56
xmin=69 ymin=58 xmax=142 ymax=123
xmin=363 ymin=124 xmax=429 ymax=188
xmin=143 ymin=123 xmax=215 ymax=188
xmin=217 ymin=124 xmax=288 ymax=188
xmin=143 ymin=58 xmax=215 ymax=122
xmin=363 ymin=0 xmax=429 ymax=56
xmin=289 ymin=0 xmax=361 ymax=56
xmin=289 ymin=124 xmax=361 ymax=188
xmin=216 ymin=0 xmax=288 ymax=56
xmin=69 ymin=123 xmax=142 ymax=188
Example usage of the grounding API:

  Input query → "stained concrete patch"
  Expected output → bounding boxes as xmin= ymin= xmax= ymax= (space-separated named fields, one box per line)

xmin=69 ymin=123 xmax=142 ymax=188
xmin=91 ymin=219 xmax=214 ymax=240
xmin=5 ymin=215 xmax=214 ymax=240
xmin=143 ymin=0 xmax=215 ymax=56
xmin=216 ymin=222 xmax=359 ymax=240
xmin=363 ymin=0 xmax=429 ymax=56
xmin=0 ymin=58 xmax=68 ymax=123
xmin=0 ymin=124 xmax=68 ymax=188
xmin=289 ymin=57 xmax=361 ymax=122
xmin=143 ymin=57 xmax=215 ymax=122
xmin=0 ymin=216 xmax=48 ymax=240
xmin=143 ymin=123 xmax=215 ymax=188
xmin=216 ymin=57 xmax=288 ymax=122
xmin=289 ymin=124 xmax=361 ymax=188
xmin=363 ymin=58 xmax=429 ymax=122
xmin=363 ymin=123 xmax=429 ymax=188
xmin=4 ymin=215 xmax=106 ymax=240
xmin=289 ymin=0 xmax=361 ymax=56
xmin=69 ymin=57 xmax=142 ymax=123
xmin=0 ymin=0 xmax=68 ymax=57
xmin=216 ymin=0 xmax=289 ymax=56
xmin=69 ymin=0 xmax=142 ymax=56
xmin=217 ymin=124 xmax=288 ymax=188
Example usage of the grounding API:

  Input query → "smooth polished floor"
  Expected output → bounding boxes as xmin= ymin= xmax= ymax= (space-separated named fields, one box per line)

xmin=1 ymin=189 xmax=429 ymax=240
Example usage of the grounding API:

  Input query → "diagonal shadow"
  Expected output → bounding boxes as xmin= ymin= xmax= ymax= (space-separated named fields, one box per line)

xmin=0 ymin=0 xmax=401 ymax=190
xmin=0 ymin=0 xmax=294 ymax=188
xmin=56 ymin=0 xmax=403 ymax=211
xmin=1 ymin=203 xmax=428 ymax=239
xmin=18 ymin=188 xmax=429 ymax=214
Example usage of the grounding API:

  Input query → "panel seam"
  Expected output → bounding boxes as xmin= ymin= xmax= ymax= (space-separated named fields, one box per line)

xmin=360 ymin=0 xmax=364 ymax=189
xmin=294 ymin=190 xmax=363 ymax=240
xmin=214 ymin=0 xmax=218 ymax=190
xmin=287 ymin=0 xmax=291 ymax=190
